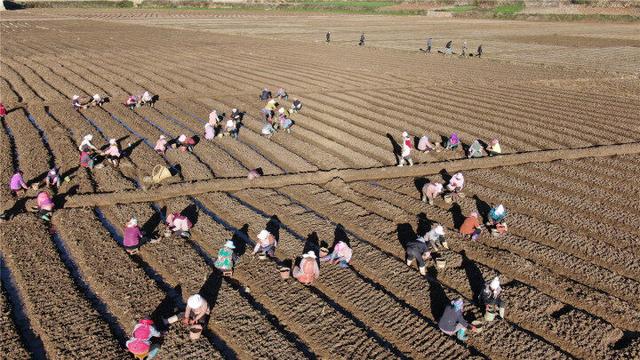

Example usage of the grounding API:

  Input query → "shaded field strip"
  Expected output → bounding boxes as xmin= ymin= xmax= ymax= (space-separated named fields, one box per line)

xmin=64 ymin=141 xmax=640 ymax=207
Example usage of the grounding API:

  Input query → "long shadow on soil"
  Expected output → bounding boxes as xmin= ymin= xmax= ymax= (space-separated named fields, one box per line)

xmin=449 ymin=203 xmax=466 ymax=230
xmin=332 ymin=224 xmax=351 ymax=249
xmin=427 ymin=267 xmax=450 ymax=320
xmin=416 ymin=212 xmax=432 ymax=237
xmin=303 ymin=232 xmax=321 ymax=266
xmin=414 ymin=177 xmax=429 ymax=198
xmin=460 ymin=250 xmax=485 ymax=303
xmin=181 ymin=203 xmax=199 ymax=227
xmin=231 ymin=224 xmax=250 ymax=258
xmin=472 ymin=195 xmax=492 ymax=225
xmin=386 ymin=133 xmax=401 ymax=165
xmin=396 ymin=223 xmax=416 ymax=251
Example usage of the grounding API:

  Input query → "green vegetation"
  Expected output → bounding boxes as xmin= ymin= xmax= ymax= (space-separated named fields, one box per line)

xmin=295 ymin=1 xmax=395 ymax=8
xmin=446 ymin=5 xmax=476 ymax=13
xmin=493 ymin=1 xmax=524 ymax=16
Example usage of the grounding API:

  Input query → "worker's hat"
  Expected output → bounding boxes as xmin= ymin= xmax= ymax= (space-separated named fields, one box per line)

xmin=224 ymin=240 xmax=236 ymax=249
xmin=257 ymin=229 xmax=270 ymax=241
xmin=434 ymin=225 xmax=445 ymax=236
xmin=187 ymin=294 xmax=203 ymax=309
xmin=490 ymin=277 xmax=500 ymax=290
xmin=302 ymin=251 xmax=316 ymax=259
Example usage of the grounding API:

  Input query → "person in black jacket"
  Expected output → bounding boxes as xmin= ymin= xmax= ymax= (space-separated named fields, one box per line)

xmin=405 ymin=234 xmax=430 ymax=276
xmin=359 ymin=33 xmax=365 ymax=46
xmin=480 ymin=276 xmax=505 ymax=319
xmin=439 ymin=299 xmax=475 ymax=341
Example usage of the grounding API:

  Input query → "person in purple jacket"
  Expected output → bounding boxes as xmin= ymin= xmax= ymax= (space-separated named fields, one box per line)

xmin=123 ymin=217 xmax=144 ymax=255
xmin=9 ymin=170 xmax=29 ymax=197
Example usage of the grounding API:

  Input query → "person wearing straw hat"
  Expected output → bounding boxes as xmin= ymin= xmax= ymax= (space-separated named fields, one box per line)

xmin=154 ymin=135 xmax=167 ymax=155
xmin=460 ymin=212 xmax=482 ymax=241
xmin=426 ymin=224 xmax=448 ymax=251
xmin=480 ymin=276 xmax=505 ymax=320
xmin=253 ymin=229 xmax=277 ymax=258
xmin=439 ymin=299 xmax=475 ymax=341
xmin=102 ymin=138 xmax=121 ymax=167
xmin=397 ymin=131 xmax=414 ymax=167
xmin=123 ymin=217 xmax=144 ymax=255
xmin=293 ymin=251 xmax=320 ymax=285
xmin=214 ymin=240 xmax=237 ymax=274
xmin=126 ymin=318 xmax=162 ymax=359
xmin=405 ymin=234 xmax=430 ymax=276
xmin=422 ymin=182 xmax=443 ymax=205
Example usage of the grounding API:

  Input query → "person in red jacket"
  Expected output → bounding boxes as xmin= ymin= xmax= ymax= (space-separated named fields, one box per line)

xmin=460 ymin=211 xmax=482 ymax=241
xmin=0 ymin=102 xmax=7 ymax=121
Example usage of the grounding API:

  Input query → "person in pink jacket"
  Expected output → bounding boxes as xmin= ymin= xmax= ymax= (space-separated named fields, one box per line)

xmin=123 ymin=217 xmax=144 ymax=254
xmin=422 ymin=182 xmax=443 ymax=205
xmin=320 ymin=241 xmax=352 ymax=268
xmin=101 ymin=138 xmax=121 ymax=167
xmin=35 ymin=190 xmax=54 ymax=221
xmin=9 ymin=170 xmax=29 ymax=196
xmin=293 ymin=251 xmax=320 ymax=285
xmin=165 ymin=212 xmax=192 ymax=239
xmin=154 ymin=135 xmax=167 ymax=155
xmin=126 ymin=318 xmax=162 ymax=359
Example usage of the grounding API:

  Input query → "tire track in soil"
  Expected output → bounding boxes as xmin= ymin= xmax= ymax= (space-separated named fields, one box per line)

xmin=303 ymin=180 xmax=621 ymax=359
xmin=225 ymin=189 xmax=481 ymax=359
xmin=96 ymin=202 xmax=319 ymax=359
xmin=5 ymin=56 xmax=75 ymax=100
xmin=53 ymin=208 xmax=228 ymax=359
xmin=0 ymin=259 xmax=42 ymax=359
xmin=0 ymin=76 xmax=23 ymax=104
xmin=0 ymin=59 xmax=45 ymax=102
xmin=194 ymin=193 xmax=413 ymax=359
xmin=199 ymin=97 xmax=348 ymax=170
xmin=255 ymin=184 xmax=577 ymax=359
xmin=0 ymin=215 xmax=128 ymax=358
xmin=354 ymin=179 xmax=635 ymax=335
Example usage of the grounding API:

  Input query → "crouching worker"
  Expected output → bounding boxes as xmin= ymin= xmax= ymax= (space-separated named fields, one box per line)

xmin=253 ymin=229 xmax=277 ymax=258
xmin=460 ymin=212 xmax=482 ymax=241
xmin=486 ymin=138 xmax=501 ymax=156
xmin=422 ymin=182 xmax=443 ymax=205
xmin=487 ymin=204 xmax=508 ymax=236
xmin=174 ymin=134 xmax=196 ymax=153
xmin=279 ymin=110 xmax=293 ymax=134
xmin=165 ymin=212 xmax=193 ymax=239
xmin=321 ymin=241 xmax=352 ymax=268
xmin=225 ymin=119 xmax=238 ymax=139
xmin=417 ymin=134 xmax=435 ymax=152
xmin=405 ymin=234 xmax=430 ymax=276
xmin=467 ymin=139 xmax=485 ymax=159
xmin=126 ymin=95 xmax=138 ymax=110
xmin=214 ymin=240 xmax=237 ymax=276
xmin=126 ymin=318 xmax=162 ymax=359
xmin=290 ymin=98 xmax=302 ymax=113
xmin=91 ymin=94 xmax=105 ymax=107
xmin=259 ymin=88 xmax=272 ymax=101
xmin=9 ymin=170 xmax=29 ymax=197
xmin=445 ymin=133 xmax=460 ymax=151
xmin=164 ymin=294 xmax=210 ymax=341
xmin=45 ymin=167 xmax=61 ymax=191
xmin=275 ymin=88 xmax=288 ymax=100
xmin=293 ymin=251 xmax=320 ymax=285
xmin=154 ymin=135 xmax=167 ymax=155
xmin=426 ymin=224 xmax=448 ymax=251
xmin=123 ymin=217 xmax=145 ymax=255
xmin=439 ymin=299 xmax=476 ymax=341
xmin=140 ymin=91 xmax=155 ymax=107
xmin=480 ymin=276 xmax=505 ymax=321
xmin=80 ymin=150 xmax=95 ymax=170
xmin=261 ymin=122 xmax=276 ymax=138
xmin=35 ymin=190 xmax=54 ymax=222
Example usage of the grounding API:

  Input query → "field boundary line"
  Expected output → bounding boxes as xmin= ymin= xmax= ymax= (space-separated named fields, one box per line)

xmin=64 ymin=141 xmax=640 ymax=207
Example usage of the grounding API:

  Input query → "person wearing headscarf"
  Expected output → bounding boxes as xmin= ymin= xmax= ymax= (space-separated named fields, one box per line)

xmin=72 ymin=95 xmax=83 ymax=110
xmin=165 ymin=212 xmax=193 ymax=239
xmin=278 ymin=108 xmax=293 ymax=133
xmin=208 ymin=110 xmax=219 ymax=126
xmin=204 ymin=122 xmax=215 ymax=141
xmin=35 ymin=190 xmax=54 ymax=222
xmin=141 ymin=91 xmax=154 ymax=107
xmin=123 ymin=217 xmax=144 ymax=255
xmin=460 ymin=212 xmax=482 ymax=241
xmin=9 ymin=170 xmax=29 ymax=196
xmin=480 ymin=276 xmax=505 ymax=319
xmin=439 ymin=298 xmax=474 ymax=341
xmin=445 ymin=133 xmax=459 ymax=150
xmin=175 ymin=134 xmax=195 ymax=152
xmin=154 ymin=135 xmax=167 ymax=155
xmin=467 ymin=139 xmax=484 ymax=158
xmin=290 ymin=98 xmax=303 ymax=113
xmin=397 ymin=131 xmax=414 ymax=167
xmin=45 ymin=167 xmax=61 ymax=190
xmin=253 ymin=229 xmax=277 ymax=258
xmin=293 ymin=251 xmax=320 ymax=285
xmin=102 ymin=138 xmax=121 ymax=167
xmin=425 ymin=224 xmax=448 ymax=251
xmin=321 ymin=241 xmax=352 ymax=268
xmin=126 ymin=95 xmax=138 ymax=110
xmin=488 ymin=204 xmax=507 ymax=225
xmin=261 ymin=122 xmax=276 ymax=138
xmin=126 ymin=318 xmax=162 ymax=359
xmin=417 ymin=134 xmax=435 ymax=152
xmin=91 ymin=94 xmax=104 ymax=107
xmin=225 ymin=118 xmax=238 ymax=139
xmin=486 ymin=138 xmax=501 ymax=156
xmin=214 ymin=240 xmax=237 ymax=273
xmin=405 ymin=233 xmax=430 ymax=276
xmin=275 ymin=88 xmax=288 ymax=100
xmin=78 ymin=134 xmax=98 ymax=152
xmin=447 ymin=172 xmax=464 ymax=193
xmin=422 ymin=182 xmax=443 ymax=205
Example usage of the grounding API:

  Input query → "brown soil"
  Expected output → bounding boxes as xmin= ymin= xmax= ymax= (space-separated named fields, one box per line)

xmin=1 ymin=8 xmax=639 ymax=359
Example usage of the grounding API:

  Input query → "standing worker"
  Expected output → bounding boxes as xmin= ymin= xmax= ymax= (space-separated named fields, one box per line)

xmin=439 ymin=299 xmax=476 ymax=341
xmin=397 ymin=131 xmax=414 ymax=167
xmin=461 ymin=41 xmax=468 ymax=57
xmin=426 ymin=37 xmax=432 ymax=53
xmin=477 ymin=45 xmax=483 ymax=58
xmin=326 ymin=31 xmax=331 ymax=43
xmin=0 ymin=101 xmax=7 ymax=121
xmin=359 ymin=33 xmax=365 ymax=46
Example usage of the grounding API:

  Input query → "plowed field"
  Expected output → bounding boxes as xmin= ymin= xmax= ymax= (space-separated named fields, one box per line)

xmin=1 ymin=8 xmax=639 ymax=359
